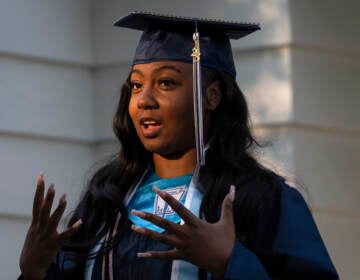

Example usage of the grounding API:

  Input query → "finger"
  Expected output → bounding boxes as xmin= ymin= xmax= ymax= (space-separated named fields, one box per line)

xmin=59 ymin=219 xmax=82 ymax=241
xmin=131 ymin=209 xmax=182 ymax=234
xmin=32 ymin=172 xmax=45 ymax=225
xmin=47 ymin=194 xmax=67 ymax=234
xmin=153 ymin=186 xmax=197 ymax=225
xmin=38 ymin=184 xmax=55 ymax=228
xmin=131 ymin=224 xmax=184 ymax=248
xmin=220 ymin=185 xmax=235 ymax=224
xmin=137 ymin=249 xmax=182 ymax=260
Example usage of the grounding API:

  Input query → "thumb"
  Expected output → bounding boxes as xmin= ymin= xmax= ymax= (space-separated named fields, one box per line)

xmin=219 ymin=185 xmax=235 ymax=224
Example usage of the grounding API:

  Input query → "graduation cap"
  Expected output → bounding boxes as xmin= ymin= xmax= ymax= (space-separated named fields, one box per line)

xmin=114 ymin=11 xmax=260 ymax=169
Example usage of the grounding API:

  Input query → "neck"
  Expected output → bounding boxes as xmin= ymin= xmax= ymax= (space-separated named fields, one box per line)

xmin=153 ymin=148 xmax=197 ymax=178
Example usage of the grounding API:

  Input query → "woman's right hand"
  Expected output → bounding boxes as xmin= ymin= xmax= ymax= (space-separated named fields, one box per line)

xmin=19 ymin=173 xmax=82 ymax=280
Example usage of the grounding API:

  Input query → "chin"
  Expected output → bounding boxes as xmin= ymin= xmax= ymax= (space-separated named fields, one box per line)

xmin=141 ymin=139 xmax=167 ymax=154
xmin=142 ymin=141 xmax=195 ymax=159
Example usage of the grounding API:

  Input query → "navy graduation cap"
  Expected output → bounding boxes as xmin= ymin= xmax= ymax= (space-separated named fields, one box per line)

xmin=114 ymin=11 xmax=260 ymax=169
xmin=114 ymin=11 xmax=260 ymax=78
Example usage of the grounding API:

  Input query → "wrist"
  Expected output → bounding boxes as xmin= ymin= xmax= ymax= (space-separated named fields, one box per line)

xmin=23 ymin=277 xmax=43 ymax=280
xmin=22 ymin=271 xmax=45 ymax=280
xmin=209 ymin=255 xmax=229 ymax=279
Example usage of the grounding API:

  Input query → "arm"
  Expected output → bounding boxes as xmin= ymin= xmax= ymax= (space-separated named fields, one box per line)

xmin=19 ymin=173 xmax=81 ymax=280
xmin=224 ymin=183 xmax=338 ymax=280
xmin=224 ymin=240 xmax=271 ymax=280
xmin=18 ymin=263 xmax=64 ymax=280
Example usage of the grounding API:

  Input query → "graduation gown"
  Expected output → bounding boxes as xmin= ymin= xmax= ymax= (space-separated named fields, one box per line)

xmin=19 ymin=179 xmax=338 ymax=280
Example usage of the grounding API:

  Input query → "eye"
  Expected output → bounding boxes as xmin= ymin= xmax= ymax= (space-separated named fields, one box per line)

xmin=130 ymin=81 xmax=142 ymax=91
xmin=159 ymin=79 xmax=176 ymax=88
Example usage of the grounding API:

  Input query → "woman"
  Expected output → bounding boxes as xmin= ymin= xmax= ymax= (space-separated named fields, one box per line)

xmin=19 ymin=12 xmax=338 ymax=280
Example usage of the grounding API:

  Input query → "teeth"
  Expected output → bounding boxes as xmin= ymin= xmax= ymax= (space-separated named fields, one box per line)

xmin=143 ymin=120 xmax=157 ymax=125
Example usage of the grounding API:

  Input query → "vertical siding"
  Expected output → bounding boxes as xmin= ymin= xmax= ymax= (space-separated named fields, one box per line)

xmin=1 ymin=0 xmax=358 ymax=279
xmin=289 ymin=1 xmax=360 ymax=278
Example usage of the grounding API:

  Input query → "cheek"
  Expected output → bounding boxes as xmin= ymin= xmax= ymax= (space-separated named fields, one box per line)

xmin=170 ymin=98 xmax=195 ymax=129
xmin=128 ymin=98 xmax=137 ymax=124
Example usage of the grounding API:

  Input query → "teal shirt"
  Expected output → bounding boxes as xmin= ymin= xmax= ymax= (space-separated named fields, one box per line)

xmin=127 ymin=171 xmax=192 ymax=232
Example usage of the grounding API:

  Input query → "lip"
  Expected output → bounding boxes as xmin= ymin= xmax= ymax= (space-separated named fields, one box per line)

xmin=139 ymin=117 xmax=162 ymax=138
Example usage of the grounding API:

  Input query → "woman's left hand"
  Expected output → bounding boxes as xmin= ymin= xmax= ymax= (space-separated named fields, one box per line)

xmin=131 ymin=185 xmax=236 ymax=279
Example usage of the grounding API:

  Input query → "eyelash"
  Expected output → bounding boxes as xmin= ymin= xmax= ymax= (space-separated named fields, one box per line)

xmin=130 ymin=82 xmax=142 ymax=90
xmin=129 ymin=78 xmax=177 ymax=92
xmin=159 ymin=79 xmax=176 ymax=88
xmin=159 ymin=80 xmax=175 ymax=86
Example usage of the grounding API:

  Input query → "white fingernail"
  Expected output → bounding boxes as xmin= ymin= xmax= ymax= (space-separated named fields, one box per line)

xmin=137 ymin=252 xmax=152 ymax=258
xmin=59 ymin=194 xmax=66 ymax=204
xmin=131 ymin=209 xmax=146 ymax=218
xmin=230 ymin=185 xmax=235 ymax=201
xmin=74 ymin=219 xmax=82 ymax=227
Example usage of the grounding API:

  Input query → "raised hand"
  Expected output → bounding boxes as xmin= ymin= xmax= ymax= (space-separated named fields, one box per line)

xmin=19 ymin=173 xmax=82 ymax=280
xmin=131 ymin=185 xmax=236 ymax=279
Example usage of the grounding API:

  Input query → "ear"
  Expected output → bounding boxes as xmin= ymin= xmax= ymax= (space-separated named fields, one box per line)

xmin=205 ymin=81 xmax=222 ymax=111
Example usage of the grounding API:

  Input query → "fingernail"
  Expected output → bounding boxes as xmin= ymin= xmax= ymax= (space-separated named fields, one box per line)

xmin=131 ymin=224 xmax=145 ymax=233
xmin=59 ymin=194 xmax=66 ymax=205
xmin=131 ymin=209 xmax=146 ymax=218
xmin=74 ymin=219 xmax=83 ymax=227
xmin=230 ymin=185 xmax=235 ymax=201
xmin=137 ymin=252 xmax=152 ymax=258
xmin=152 ymin=186 xmax=162 ymax=194
xmin=48 ymin=184 xmax=55 ymax=193
xmin=37 ymin=172 xmax=44 ymax=185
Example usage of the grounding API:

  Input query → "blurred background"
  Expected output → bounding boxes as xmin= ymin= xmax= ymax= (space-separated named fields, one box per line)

xmin=0 ymin=0 xmax=359 ymax=279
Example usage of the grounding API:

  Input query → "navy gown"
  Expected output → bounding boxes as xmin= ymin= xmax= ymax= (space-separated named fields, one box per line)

xmin=19 ymin=179 xmax=339 ymax=279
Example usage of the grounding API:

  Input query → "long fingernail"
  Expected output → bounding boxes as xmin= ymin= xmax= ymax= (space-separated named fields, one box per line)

xmin=131 ymin=224 xmax=145 ymax=233
xmin=48 ymin=184 xmax=55 ymax=193
xmin=37 ymin=172 xmax=44 ymax=185
xmin=131 ymin=209 xmax=146 ymax=218
xmin=59 ymin=194 xmax=66 ymax=205
xmin=230 ymin=185 xmax=235 ymax=201
xmin=37 ymin=176 xmax=42 ymax=186
xmin=152 ymin=186 xmax=162 ymax=194
xmin=73 ymin=219 xmax=83 ymax=228
xmin=137 ymin=252 xmax=152 ymax=258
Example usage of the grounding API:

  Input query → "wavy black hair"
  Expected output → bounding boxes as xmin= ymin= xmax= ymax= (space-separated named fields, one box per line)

xmin=64 ymin=67 xmax=281 ymax=260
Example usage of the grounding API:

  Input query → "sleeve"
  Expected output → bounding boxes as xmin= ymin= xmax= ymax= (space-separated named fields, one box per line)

xmin=17 ymin=250 xmax=84 ymax=280
xmin=224 ymin=240 xmax=271 ymax=279
xmin=224 ymin=183 xmax=339 ymax=280
xmin=17 ymin=263 xmax=64 ymax=280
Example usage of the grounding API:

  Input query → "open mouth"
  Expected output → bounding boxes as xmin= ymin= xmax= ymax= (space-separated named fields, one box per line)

xmin=141 ymin=119 xmax=161 ymax=129
xmin=139 ymin=118 xmax=162 ymax=137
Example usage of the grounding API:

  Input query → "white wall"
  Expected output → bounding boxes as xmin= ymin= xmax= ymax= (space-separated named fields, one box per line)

xmin=0 ymin=0 xmax=358 ymax=279
xmin=0 ymin=1 xmax=96 ymax=278
xmin=0 ymin=0 xmax=93 ymax=64
xmin=288 ymin=1 xmax=360 ymax=278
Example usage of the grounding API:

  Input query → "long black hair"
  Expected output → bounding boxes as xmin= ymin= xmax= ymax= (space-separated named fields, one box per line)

xmin=64 ymin=67 xmax=281 ymax=256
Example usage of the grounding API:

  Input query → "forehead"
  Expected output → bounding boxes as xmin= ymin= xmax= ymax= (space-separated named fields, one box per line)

xmin=131 ymin=61 xmax=192 ymax=76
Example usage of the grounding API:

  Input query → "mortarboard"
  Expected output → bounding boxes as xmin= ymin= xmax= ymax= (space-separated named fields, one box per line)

xmin=114 ymin=11 xmax=260 ymax=170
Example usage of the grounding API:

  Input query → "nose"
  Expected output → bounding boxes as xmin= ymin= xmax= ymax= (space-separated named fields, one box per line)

xmin=137 ymin=86 xmax=158 ymax=109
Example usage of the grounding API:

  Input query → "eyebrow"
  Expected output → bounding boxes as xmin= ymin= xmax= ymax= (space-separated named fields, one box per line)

xmin=130 ymin=65 xmax=183 ymax=77
xmin=153 ymin=65 xmax=183 ymax=75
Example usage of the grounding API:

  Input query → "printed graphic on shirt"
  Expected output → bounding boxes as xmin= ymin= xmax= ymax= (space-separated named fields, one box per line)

xmin=154 ymin=186 xmax=187 ymax=217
